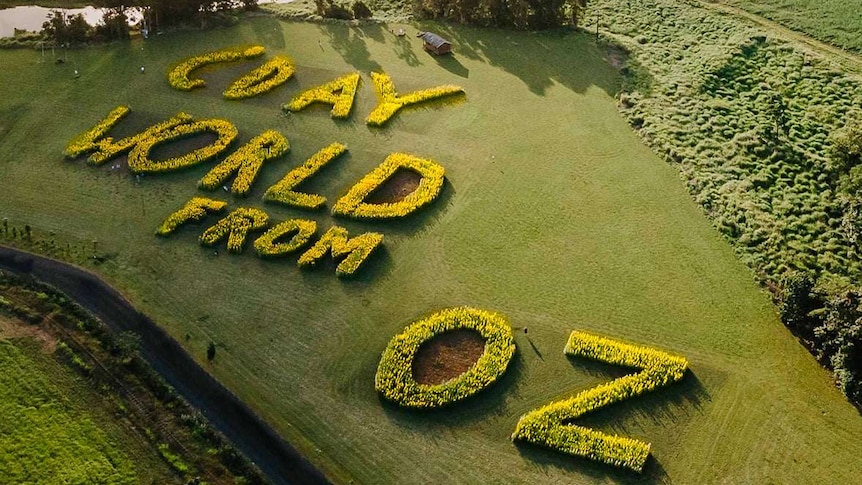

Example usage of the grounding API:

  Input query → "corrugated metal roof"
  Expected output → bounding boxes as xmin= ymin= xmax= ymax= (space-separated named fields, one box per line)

xmin=420 ymin=32 xmax=450 ymax=48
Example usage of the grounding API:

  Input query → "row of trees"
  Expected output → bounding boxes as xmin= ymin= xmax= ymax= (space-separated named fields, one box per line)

xmin=412 ymin=0 xmax=588 ymax=30
xmin=96 ymin=0 xmax=258 ymax=25
xmin=41 ymin=1 xmax=259 ymax=44
xmin=314 ymin=0 xmax=374 ymax=20
xmin=41 ymin=8 xmax=131 ymax=44
xmin=41 ymin=0 xmax=590 ymax=44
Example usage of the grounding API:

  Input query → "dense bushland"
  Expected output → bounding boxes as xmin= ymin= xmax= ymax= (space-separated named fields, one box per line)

xmin=595 ymin=0 xmax=862 ymax=405
xmin=413 ymin=0 xmax=586 ymax=30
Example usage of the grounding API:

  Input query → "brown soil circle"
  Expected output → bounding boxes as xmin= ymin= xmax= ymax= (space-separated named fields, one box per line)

xmin=364 ymin=169 xmax=422 ymax=204
xmin=149 ymin=132 xmax=220 ymax=162
xmin=412 ymin=329 xmax=487 ymax=385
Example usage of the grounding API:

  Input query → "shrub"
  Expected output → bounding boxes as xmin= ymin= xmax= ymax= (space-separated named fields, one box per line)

xmin=365 ymin=72 xmax=464 ymax=127
xmin=167 ymin=45 xmax=265 ymax=91
xmin=65 ymin=107 xmax=239 ymax=169
xmin=375 ymin=307 xmax=515 ymax=408
xmin=56 ymin=341 xmax=94 ymax=374
xmin=254 ymin=219 xmax=317 ymax=258
xmin=156 ymin=197 xmax=228 ymax=236
xmin=778 ymin=271 xmax=819 ymax=340
xmin=223 ymin=55 xmax=296 ymax=100
xmin=41 ymin=11 xmax=90 ymax=45
xmin=263 ymin=142 xmax=348 ymax=210
xmin=199 ymin=208 xmax=269 ymax=253
xmin=511 ymin=331 xmax=688 ymax=472
xmin=296 ymin=226 xmax=382 ymax=276
xmin=413 ymin=0 xmax=575 ymax=29
xmin=332 ymin=152 xmax=444 ymax=219
xmin=128 ymin=117 xmax=238 ymax=174
xmin=64 ymin=105 xmax=132 ymax=160
xmin=157 ymin=443 xmax=192 ymax=474
xmin=283 ymin=72 xmax=361 ymax=119
xmin=198 ymin=130 xmax=289 ymax=196
xmin=315 ymin=0 xmax=354 ymax=19
xmin=81 ymin=110 xmax=194 ymax=167
xmin=0 ymin=295 xmax=41 ymax=324
xmin=352 ymin=1 xmax=373 ymax=19
xmin=828 ymin=121 xmax=862 ymax=177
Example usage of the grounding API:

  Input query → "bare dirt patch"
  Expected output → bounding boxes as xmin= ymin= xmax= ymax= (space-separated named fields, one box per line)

xmin=605 ymin=44 xmax=628 ymax=70
xmin=364 ymin=169 xmax=422 ymax=204
xmin=412 ymin=329 xmax=486 ymax=385
xmin=149 ymin=132 xmax=220 ymax=162
xmin=0 ymin=314 xmax=57 ymax=352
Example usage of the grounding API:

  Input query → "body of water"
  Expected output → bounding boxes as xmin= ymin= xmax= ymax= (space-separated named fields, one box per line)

xmin=0 ymin=6 xmax=145 ymax=38
xmin=0 ymin=1 xmax=294 ymax=39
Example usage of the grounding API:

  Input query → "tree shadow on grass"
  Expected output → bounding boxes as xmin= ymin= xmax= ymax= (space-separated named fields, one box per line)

xmin=417 ymin=21 xmax=621 ymax=96
xmin=391 ymin=29 xmax=422 ymax=67
xmin=248 ymin=15 xmax=286 ymax=50
xmin=378 ymin=349 xmax=527 ymax=429
xmin=312 ymin=20 xmax=620 ymax=96
xmin=317 ymin=22 xmax=383 ymax=73
xmin=431 ymin=52 xmax=470 ymax=78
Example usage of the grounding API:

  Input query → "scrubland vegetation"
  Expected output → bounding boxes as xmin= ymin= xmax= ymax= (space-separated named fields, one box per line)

xmin=595 ymin=0 xmax=862 ymax=405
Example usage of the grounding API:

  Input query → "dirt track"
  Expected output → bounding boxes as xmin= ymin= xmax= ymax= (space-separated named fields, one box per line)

xmin=0 ymin=246 xmax=329 ymax=485
xmin=703 ymin=1 xmax=862 ymax=76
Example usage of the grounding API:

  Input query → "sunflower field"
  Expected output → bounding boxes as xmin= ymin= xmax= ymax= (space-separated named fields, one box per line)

xmin=331 ymin=152 xmax=444 ymax=219
xmin=511 ymin=331 xmax=688 ymax=472
xmin=374 ymin=307 xmax=515 ymax=408
xmin=284 ymin=72 xmax=361 ymax=119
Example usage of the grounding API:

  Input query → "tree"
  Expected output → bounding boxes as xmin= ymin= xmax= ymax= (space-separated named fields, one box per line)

xmin=571 ymin=0 xmax=587 ymax=28
xmin=828 ymin=120 xmax=862 ymax=177
xmin=95 ymin=7 xmax=130 ymax=42
xmin=315 ymin=0 xmax=353 ymax=20
xmin=114 ymin=331 xmax=141 ymax=363
xmin=67 ymin=13 xmax=91 ymax=43
xmin=41 ymin=11 xmax=91 ymax=44
xmin=778 ymin=271 xmax=819 ymax=340
xmin=828 ymin=121 xmax=862 ymax=256
xmin=207 ymin=341 xmax=216 ymax=361
xmin=353 ymin=0 xmax=373 ymax=19
xmin=413 ymin=0 xmax=582 ymax=30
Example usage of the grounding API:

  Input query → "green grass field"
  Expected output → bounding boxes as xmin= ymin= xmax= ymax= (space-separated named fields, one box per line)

xmin=0 ymin=333 xmax=177 ymax=484
xmin=1 ymin=14 xmax=861 ymax=484
xmin=723 ymin=0 xmax=862 ymax=53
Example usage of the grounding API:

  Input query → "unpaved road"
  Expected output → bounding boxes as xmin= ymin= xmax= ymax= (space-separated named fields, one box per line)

xmin=0 ymin=246 xmax=329 ymax=485
xmin=702 ymin=1 xmax=862 ymax=75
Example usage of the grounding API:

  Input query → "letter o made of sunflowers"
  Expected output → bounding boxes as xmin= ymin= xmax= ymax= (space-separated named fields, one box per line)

xmin=375 ymin=307 xmax=515 ymax=409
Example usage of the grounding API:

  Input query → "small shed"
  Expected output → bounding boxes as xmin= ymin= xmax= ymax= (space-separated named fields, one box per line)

xmin=417 ymin=31 xmax=452 ymax=56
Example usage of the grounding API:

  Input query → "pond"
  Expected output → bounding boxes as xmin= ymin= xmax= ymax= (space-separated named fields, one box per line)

xmin=0 ymin=6 xmax=142 ymax=38
xmin=0 ymin=1 xmax=293 ymax=39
